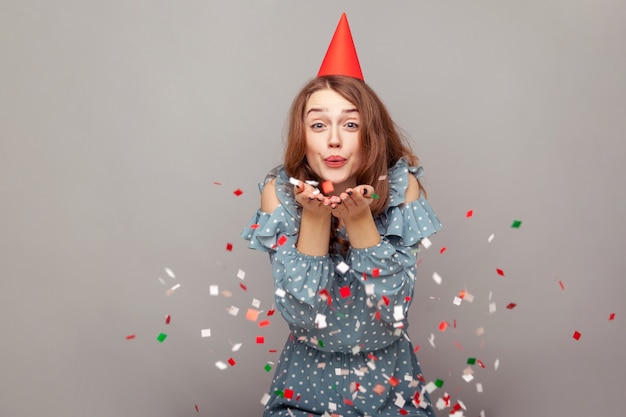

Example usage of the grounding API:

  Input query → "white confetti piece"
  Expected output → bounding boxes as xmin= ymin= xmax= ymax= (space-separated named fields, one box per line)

xmin=428 ymin=333 xmax=436 ymax=348
xmin=210 ymin=285 xmax=219 ymax=296
xmin=365 ymin=284 xmax=375 ymax=296
xmin=421 ymin=237 xmax=432 ymax=249
xmin=453 ymin=296 xmax=463 ymax=306
xmin=462 ymin=373 xmax=474 ymax=383
xmin=222 ymin=290 xmax=232 ymax=298
xmin=201 ymin=328 xmax=211 ymax=338
xmin=215 ymin=361 xmax=228 ymax=370
xmin=394 ymin=393 xmax=406 ymax=408
xmin=432 ymin=272 xmax=442 ymax=285
xmin=166 ymin=283 xmax=181 ymax=296
xmin=237 ymin=269 xmax=246 ymax=280
xmin=424 ymin=381 xmax=437 ymax=393
xmin=289 ymin=177 xmax=300 ymax=186
xmin=157 ymin=277 xmax=166 ymax=285
xmin=476 ymin=383 xmax=483 ymax=393
xmin=351 ymin=345 xmax=361 ymax=355
xmin=275 ymin=288 xmax=286 ymax=298
xmin=393 ymin=305 xmax=404 ymax=321
xmin=165 ymin=268 xmax=175 ymax=278
xmin=315 ymin=313 xmax=327 ymax=329
xmin=335 ymin=368 xmax=349 ymax=376
xmin=328 ymin=402 xmax=337 ymax=411
xmin=311 ymin=188 xmax=320 ymax=195
xmin=476 ymin=327 xmax=485 ymax=336
xmin=488 ymin=233 xmax=494 ymax=243
xmin=227 ymin=306 xmax=239 ymax=316
xmin=463 ymin=292 xmax=475 ymax=303
xmin=336 ymin=261 xmax=350 ymax=274
xmin=378 ymin=175 xmax=387 ymax=181
xmin=305 ymin=180 xmax=319 ymax=186
xmin=494 ymin=358 xmax=500 ymax=370
xmin=480 ymin=410 xmax=486 ymax=417
xmin=489 ymin=302 xmax=496 ymax=314
xmin=260 ymin=393 xmax=271 ymax=406
xmin=251 ymin=298 xmax=261 ymax=308
xmin=231 ymin=343 xmax=242 ymax=352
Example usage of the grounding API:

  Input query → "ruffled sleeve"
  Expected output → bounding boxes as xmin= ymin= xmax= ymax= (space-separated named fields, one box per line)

xmin=347 ymin=159 xmax=443 ymax=325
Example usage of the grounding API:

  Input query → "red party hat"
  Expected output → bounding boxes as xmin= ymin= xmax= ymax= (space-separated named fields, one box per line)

xmin=317 ymin=13 xmax=364 ymax=80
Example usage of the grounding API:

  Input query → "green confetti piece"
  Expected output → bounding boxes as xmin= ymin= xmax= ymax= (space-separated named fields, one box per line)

xmin=157 ymin=333 xmax=167 ymax=343
xmin=264 ymin=364 xmax=272 ymax=372
xmin=435 ymin=378 xmax=444 ymax=388
xmin=511 ymin=219 xmax=522 ymax=228
xmin=318 ymin=339 xmax=325 ymax=348
xmin=274 ymin=390 xmax=284 ymax=398
xmin=467 ymin=357 xmax=476 ymax=365
xmin=371 ymin=193 xmax=380 ymax=199
xmin=336 ymin=312 xmax=345 ymax=318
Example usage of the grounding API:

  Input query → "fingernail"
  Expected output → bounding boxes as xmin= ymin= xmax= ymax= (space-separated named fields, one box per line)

xmin=363 ymin=188 xmax=368 ymax=195
xmin=347 ymin=190 xmax=353 ymax=195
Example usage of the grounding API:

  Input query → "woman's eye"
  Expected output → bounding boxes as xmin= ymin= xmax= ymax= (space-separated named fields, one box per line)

xmin=345 ymin=122 xmax=359 ymax=129
xmin=311 ymin=122 xmax=325 ymax=129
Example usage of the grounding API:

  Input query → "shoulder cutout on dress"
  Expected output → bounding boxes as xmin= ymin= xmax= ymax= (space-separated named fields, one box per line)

xmin=404 ymin=174 xmax=421 ymax=204
xmin=261 ymin=178 xmax=281 ymax=214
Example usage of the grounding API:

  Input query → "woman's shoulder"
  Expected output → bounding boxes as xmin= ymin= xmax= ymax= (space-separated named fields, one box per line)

xmin=259 ymin=165 xmax=299 ymax=217
xmin=387 ymin=157 xmax=425 ymax=207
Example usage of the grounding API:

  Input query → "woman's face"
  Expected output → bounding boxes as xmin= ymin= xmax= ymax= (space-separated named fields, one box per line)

xmin=304 ymin=89 xmax=362 ymax=195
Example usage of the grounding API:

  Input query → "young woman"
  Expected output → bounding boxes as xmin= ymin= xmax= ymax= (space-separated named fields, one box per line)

xmin=242 ymin=15 xmax=442 ymax=417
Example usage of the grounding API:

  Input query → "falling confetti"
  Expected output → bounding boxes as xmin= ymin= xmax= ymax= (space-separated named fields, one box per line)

xmin=165 ymin=314 xmax=171 ymax=324
xmin=371 ymin=193 xmax=380 ymax=199
xmin=233 ymin=188 xmax=243 ymax=196
xmin=226 ymin=243 xmax=233 ymax=251
xmin=573 ymin=330 xmax=582 ymax=341
xmin=432 ymin=272 xmax=443 ymax=285
xmin=496 ymin=268 xmax=505 ymax=276
xmin=157 ymin=333 xmax=167 ymax=343
xmin=466 ymin=210 xmax=473 ymax=218
xmin=559 ymin=280 xmax=565 ymax=290
xmin=511 ymin=219 xmax=522 ymax=228
xmin=322 ymin=180 xmax=334 ymax=194
xmin=125 ymin=334 xmax=136 ymax=340
xmin=609 ymin=313 xmax=616 ymax=321
xmin=488 ymin=233 xmax=495 ymax=243
xmin=439 ymin=246 xmax=446 ymax=254
xmin=506 ymin=303 xmax=517 ymax=309
xmin=165 ymin=268 xmax=175 ymax=278
xmin=200 ymin=328 xmax=211 ymax=338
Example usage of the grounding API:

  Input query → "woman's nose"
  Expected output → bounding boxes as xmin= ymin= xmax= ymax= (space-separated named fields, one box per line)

xmin=328 ymin=127 xmax=341 ymax=148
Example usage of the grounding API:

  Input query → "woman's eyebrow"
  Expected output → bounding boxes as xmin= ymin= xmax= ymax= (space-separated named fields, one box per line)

xmin=305 ymin=107 xmax=358 ymax=116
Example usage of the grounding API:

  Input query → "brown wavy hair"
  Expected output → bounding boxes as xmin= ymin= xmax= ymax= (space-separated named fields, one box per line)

xmin=284 ymin=75 xmax=419 ymax=216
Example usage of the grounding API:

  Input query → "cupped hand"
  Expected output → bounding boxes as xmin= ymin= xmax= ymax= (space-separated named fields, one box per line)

xmin=329 ymin=184 xmax=375 ymax=221
xmin=293 ymin=180 xmax=332 ymax=218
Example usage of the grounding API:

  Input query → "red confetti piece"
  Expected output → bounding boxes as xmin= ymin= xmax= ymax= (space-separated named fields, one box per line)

xmin=277 ymin=235 xmax=287 ymax=246
xmin=506 ymin=302 xmax=517 ymax=309
xmin=466 ymin=210 xmax=473 ymax=218
xmin=559 ymin=280 xmax=565 ymax=290
xmin=339 ymin=286 xmax=351 ymax=298
xmin=413 ymin=345 xmax=420 ymax=353
xmin=259 ymin=320 xmax=271 ymax=327
xmin=295 ymin=394 xmax=301 ymax=401
xmin=125 ymin=334 xmax=136 ymax=340
xmin=267 ymin=309 xmax=275 ymax=316
xmin=453 ymin=319 xmax=457 ymax=328
xmin=195 ymin=404 xmax=199 ymax=413
xmin=382 ymin=295 xmax=390 ymax=306
xmin=438 ymin=321 xmax=449 ymax=332
xmin=228 ymin=357 xmax=236 ymax=366
xmin=573 ymin=330 xmax=581 ymax=341
xmin=165 ymin=314 xmax=171 ymax=325
xmin=454 ymin=340 xmax=463 ymax=350
xmin=388 ymin=376 xmax=400 ymax=387
xmin=213 ymin=181 xmax=222 ymax=185
xmin=399 ymin=409 xmax=408 ymax=415
xmin=284 ymin=389 xmax=294 ymax=400
xmin=404 ymin=296 xmax=411 ymax=302
xmin=233 ymin=189 xmax=243 ymax=196
xmin=269 ymin=349 xmax=278 ymax=353
xmin=372 ymin=268 xmax=380 ymax=277
xmin=362 ymin=272 xmax=367 ymax=281
xmin=226 ymin=242 xmax=233 ymax=251
xmin=256 ymin=336 xmax=265 ymax=344
xmin=375 ymin=310 xmax=381 ymax=321
xmin=477 ymin=359 xmax=486 ymax=368
xmin=250 ymin=223 xmax=260 ymax=229
xmin=343 ymin=398 xmax=354 ymax=406
xmin=319 ymin=288 xmax=333 ymax=305
xmin=496 ymin=268 xmax=505 ymax=276
xmin=240 ymin=283 xmax=247 ymax=291
xmin=321 ymin=180 xmax=334 ymax=194
xmin=439 ymin=247 xmax=447 ymax=254
xmin=609 ymin=313 xmax=616 ymax=321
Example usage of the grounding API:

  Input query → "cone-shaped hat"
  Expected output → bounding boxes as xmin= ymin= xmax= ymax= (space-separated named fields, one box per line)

xmin=317 ymin=13 xmax=364 ymax=80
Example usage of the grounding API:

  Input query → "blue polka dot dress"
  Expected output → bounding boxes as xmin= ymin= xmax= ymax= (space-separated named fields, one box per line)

xmin=241 ymin=158 xmax=443 ymax=417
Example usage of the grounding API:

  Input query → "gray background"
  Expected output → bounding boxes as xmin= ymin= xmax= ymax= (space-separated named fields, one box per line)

xmin=2 ymin=1 xmax=625 ymax=416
